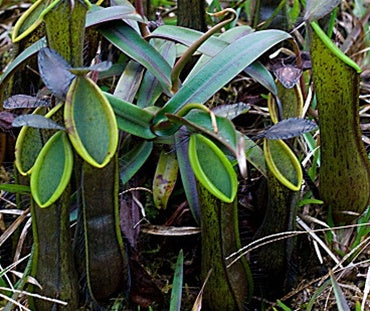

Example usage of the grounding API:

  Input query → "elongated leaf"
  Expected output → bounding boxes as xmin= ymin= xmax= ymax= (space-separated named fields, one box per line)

xmin=259 ymin=118 xmax=317 ymax=140
xmin=184 ymin=26 xmax=255 ymax=83
xmin=0 ymin=184 xmax=30 ymax=194
xmin=212 ymin=103 xmax=250 ymax=120
xmin=38 ymin=47 xmax=75 ymax=99
xmin=169 ymin=250 xmax=184 ymax=311
xmin=154 ymin=30 xmax=291 ymax=133
xmin=330 ymin=272 xmax=351 ymax=311
xmin=100 ymin=23 xmax=172 ymax=95
xmin=3 ymin=95 xmax=50 ymax=109
xmin=30 ymin=131 xmax=73 ymax=208
xmin=65 ymin=77 xmax=118 ymax=168
xmin=153 ymin=150 xmax=179 ymax=209
xmin=114 ymin=60 xmax=144 ymax=103
xmin=189 ymin=134 xmax=237 ymax=203
xmin=137 ymin=40 xmax=177 ymax=108
xmin=119 ymin=139 xmax=153 ymax=184
xmin=263 ymin=139 xmax=302 ymax=191
xmin=86 ymin=5 xmax=144 ymax=27
xmin=0 ymin=38 xmax=46 ymax=90
xmin=150 ymin=25 xmax=228 ymax=57
xmin=175 ymin=128 xmax=200 ymax=223
xmin=304 ymin=0 xmax=341 ymax=22
xmin=244 ymin=134 xmax=267 ymax=177
xmin=244 ymin=62 xmax=277 ymax=95
xmin=12 ymin=114 xmax=65 ymax=130
xmin=185 ymin=27 xmax=276 ymax=95
xmin=104 ymin=92 xmax=156 ymax=139
xmin=69 ymin=61 xmax=112 ymax=76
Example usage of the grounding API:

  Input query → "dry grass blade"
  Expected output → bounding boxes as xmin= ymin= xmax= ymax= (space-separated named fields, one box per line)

xmin=0 ymin=208 xmax=29 ymax=247
xmin=362 ymin=266 xmax=370 ymax=311
xmin=0 ymin=287 xmax=68 ymax=306
xmin=191 ymin=269 xmax=212 ymax=311
xmin=297 ymin=216 xmax=342 ymax=267
xmin=13 ymin=217 xmax=32 ymax=264
xmin=141 ymin=224 xmax=200 ymax=236
xmin=0 ymin=291 xmax=30 ymax=311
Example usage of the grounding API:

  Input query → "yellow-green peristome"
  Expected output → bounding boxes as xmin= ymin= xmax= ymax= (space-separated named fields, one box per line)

xmin=310 ymin=21 xmax=362 ymax=74
xmin=64 ymin=76 xmax=118 ymax=168
xmin=12 ymin=0 xmax=49 ymax=43
xmin=263 ymin=138 xmax=302 ymax=191
xmin=15 ymin=104 xmax=62 ymax=176
xmin=188 ymin=133 xmax=238 ymax=203
xmin=30 ymin=131 xmax=73 ymax=208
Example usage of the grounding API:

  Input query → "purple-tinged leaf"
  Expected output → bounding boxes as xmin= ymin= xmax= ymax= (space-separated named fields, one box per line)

xmin=86 ymin=5 xmax=144 ymax=28
xmin=175 ymin=127 xmax=200 ymax=223
xmin=261 ymin=118 xmax=317 ymax=140
xmin=69 ymin=61 xmax=112 ymax=76
xmin=212 ymin=103 xmax=250 ymax=120
xmin=304 ymin=0 xmax=341 ymax=22
xmin=38 ymin=47 xmax=75 ymax=98
xmin=0 ymin=111 xmax=15 ymax=130
xmin=3 ymin=94 xmax=50 ymax=109
xmin=120 ymin=190 xmax=141 ymax=249
xmin=12 ymin=114 xmax=65 ymax=130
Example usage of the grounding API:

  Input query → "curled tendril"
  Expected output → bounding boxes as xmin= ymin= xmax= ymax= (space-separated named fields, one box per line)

xmin=170 ymin=8 xmax=237 ymax=93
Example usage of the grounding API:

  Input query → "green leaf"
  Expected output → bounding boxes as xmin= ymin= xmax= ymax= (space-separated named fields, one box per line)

xmin=30 ymin=131 xmax=73 ymax=208
xmin=104 ymin=92 xmax=156 ymax=139
xmin=244 ymin=61 xmax=277 ymax=95
xmin=65 ymin=77 xmax=118 ymax=168
xmin=0 ymin=184 xmax=30 ymax=194
xmin=0 ymin=38 xmax=46 ymax=91
xmin=119 ymin=139 xmax=153 ymax=184
xmin=86 ymin=4 xmax=144 ymax=27
xmin=276 ymin=300 xmax=292 ymax=311
xmin=149 ymin=25 xmax=228 ymax=57
xmin=153 ymin=150 xmax=179 ymax=209
xmin=188 ymin=134 xmax=237 ymax=203
xmin=212 ymin=103 xmax=250 ymax=120
xmin=263 ymin=139 xmax=302 ymax=191
xmin=137 ymin=40 xmax=177 ymax=108
xmin=184 ymin=27 xmax=276 ymax=95
xmin=114 ymin=60 xmax=144 ymax=103
xmin=330 ymin=271 xmax=351 ymax=311
xmin=304 ymin=0 xmax=341 ymax=22
xmin=100 ymin=23 xmax=172 ymax=95
xmin=244 ymin=134 xmax=267 ymax=177
xmin=169 ymin=249 xmax=184 ymax=311
xmin=154 ymin=30 xmax=291 ymax=132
